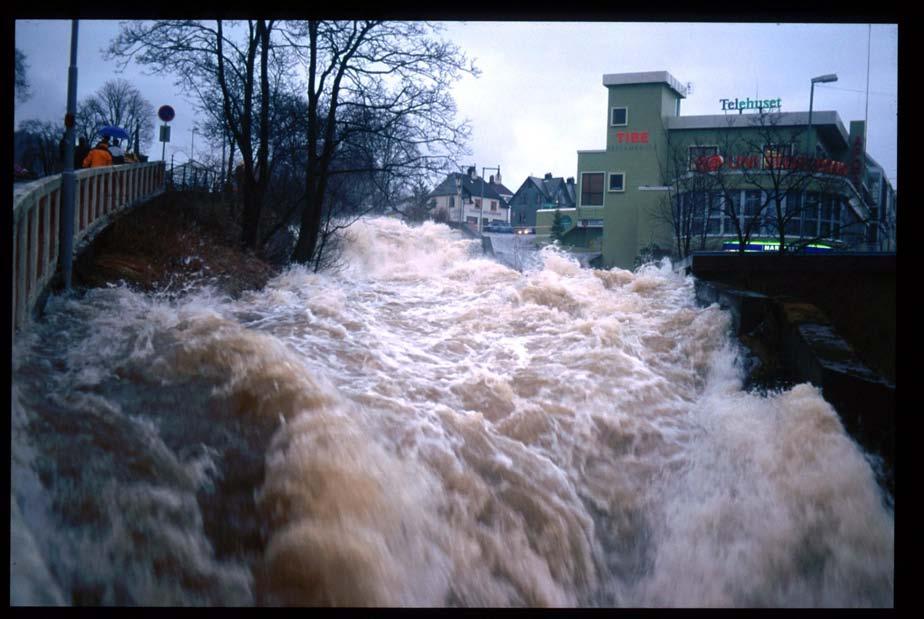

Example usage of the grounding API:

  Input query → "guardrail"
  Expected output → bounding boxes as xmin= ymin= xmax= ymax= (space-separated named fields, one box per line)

xmin=12 ymin=162 xmax=166 ymax=334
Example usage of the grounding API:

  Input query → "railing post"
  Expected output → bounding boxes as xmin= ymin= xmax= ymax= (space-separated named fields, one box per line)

xmin=37 ymin=194 xmax=47 ymax=280
xmin=51 ymin=187 xmax=60 ymax=266
xmin=27 ymin=202 xmax=38 ymax=311
xmin=11 ymin=220 xmax=17 ymax=336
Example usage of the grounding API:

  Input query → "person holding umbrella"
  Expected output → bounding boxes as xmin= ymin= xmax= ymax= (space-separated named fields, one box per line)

xmin=109 ymin=138 xmax=125 ymax=164
xmin=83 ymin=135 xmax=113 ymax=168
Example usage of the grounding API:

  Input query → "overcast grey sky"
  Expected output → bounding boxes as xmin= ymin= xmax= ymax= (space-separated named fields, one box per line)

xmin=15 ymin=20 xmax=898 ymax=189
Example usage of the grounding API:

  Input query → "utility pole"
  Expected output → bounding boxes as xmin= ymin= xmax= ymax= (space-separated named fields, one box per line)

xmin=190 ymin=127 xmax=197 ymax=165
xmin=58 ymin=19 xmax=79 ymax=291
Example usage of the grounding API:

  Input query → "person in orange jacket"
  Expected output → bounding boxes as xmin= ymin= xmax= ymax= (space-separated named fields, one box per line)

xmin=83 ymin=136 xmax=113 ymax=168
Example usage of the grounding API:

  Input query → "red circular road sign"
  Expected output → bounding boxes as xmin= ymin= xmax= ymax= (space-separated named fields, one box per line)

xmin=158 ymin=105 xmax=176 ymax=122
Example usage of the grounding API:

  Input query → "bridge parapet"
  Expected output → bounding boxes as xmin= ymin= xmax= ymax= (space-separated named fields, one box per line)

xmin=12 ymin=162 xmax=166 ymax=334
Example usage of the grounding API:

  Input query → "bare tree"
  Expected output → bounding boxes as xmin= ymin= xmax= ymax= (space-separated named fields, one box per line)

xmin=16 ymin=120 xmax=62 ymax=176
xmin=395 ymin=179 xmax=437 ymax=223
xmin=15 ymin=48 xmax=31 ymax=102
xmin=77 ymin=79 xmax=155 ymax=153
xmin=107 ymin=20 xmax=285 ymax=252
xmin=287 ymin=20 xmax=477 ymax=270
xmin=653 ymin=132 xmax=723 ymax=259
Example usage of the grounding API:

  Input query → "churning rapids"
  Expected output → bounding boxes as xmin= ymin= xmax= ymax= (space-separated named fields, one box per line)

xmin=11 ymin=218 xmax=893 ymax=607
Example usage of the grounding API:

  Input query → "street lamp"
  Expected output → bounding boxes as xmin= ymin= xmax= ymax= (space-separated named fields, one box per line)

xmin=808 ymin=73 xmax=837 ymax=156
xmin=59 ymin=19 xmax=79 ymax=291
xmin=480 ymin=165 xmax=500 ymax=233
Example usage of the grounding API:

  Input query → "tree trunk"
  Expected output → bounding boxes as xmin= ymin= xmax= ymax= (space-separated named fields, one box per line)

xmin=292 ymin=186 xmax=322 ymax=263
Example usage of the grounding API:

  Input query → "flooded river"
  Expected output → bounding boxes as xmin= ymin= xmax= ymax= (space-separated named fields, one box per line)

xmin=11 ymin=218 xmax=893 ymax=606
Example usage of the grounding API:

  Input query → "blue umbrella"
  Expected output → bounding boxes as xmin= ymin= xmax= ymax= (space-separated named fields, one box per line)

xmin=99 ymin=126 xmax=130 ymax=140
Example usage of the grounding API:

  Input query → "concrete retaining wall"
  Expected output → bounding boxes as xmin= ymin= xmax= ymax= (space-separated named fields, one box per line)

xmin=693 ymin=268 xmax=895 ymax=492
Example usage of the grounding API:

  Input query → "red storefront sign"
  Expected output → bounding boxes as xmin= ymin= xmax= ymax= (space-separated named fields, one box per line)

xmin=616 ymin=131 xmax=649 ymax=144
xmin=693 ymin=155 xmax=848 ymax=175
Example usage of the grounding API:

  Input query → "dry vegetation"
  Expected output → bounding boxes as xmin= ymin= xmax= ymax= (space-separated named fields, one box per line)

xmin=75 ymin=192 xmax=278 ymax=298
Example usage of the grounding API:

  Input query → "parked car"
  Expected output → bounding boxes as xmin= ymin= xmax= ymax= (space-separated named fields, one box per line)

xmin=485 ymin=222 xmax=513 ymax=234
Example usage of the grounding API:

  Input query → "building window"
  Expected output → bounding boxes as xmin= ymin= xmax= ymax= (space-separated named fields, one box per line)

xmin=803 ymin=191 xmax=819 ymax=238
xmin=744 ymin=190 xmax=763 ymax=232
xmin=819 ymin=194 xmax=834 ymax=238
xmin=689 ymin=146 xmax=719 ymax=171
xmin=491 ymin=200 xmax=497 ymax=211
xmin=722 ymin=190 xmax=740 ymax=235
xmin=867 ymin=207 xmax=879 ymax=243
xmin=784 ymin=191 xmax=802 ymax=236
xmin=707 ymin=192 xmax=723 ymax=235
xmin=868 ymin=172 xmax=882 ymax=205
xmin=449 ymin=196 xmax=455 ymax=208
xmin=475 ymin=198 xmax=481 ymax=210
xmin=763 ymin=143 xmax=793 ymax=168
xmin=611 ymin=107 xmax=628 ymax=126
xmin=831 ymin=201 xmax=843 ymax=240
xmin=690 ymin=192 xmax=707 ymax=236
xmin=608 ymin=172 xmax=625 ymax=192
xmin=581 ymin=172 xmax=605 ymax=206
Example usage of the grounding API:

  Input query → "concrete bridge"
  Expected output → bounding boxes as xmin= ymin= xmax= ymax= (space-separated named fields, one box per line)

xmin=12 ymin=162 xmax=166 ymax=335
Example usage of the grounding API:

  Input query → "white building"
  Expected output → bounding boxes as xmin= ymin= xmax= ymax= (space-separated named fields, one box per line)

xmin=429 ymin=166 xmax=514 ymax=231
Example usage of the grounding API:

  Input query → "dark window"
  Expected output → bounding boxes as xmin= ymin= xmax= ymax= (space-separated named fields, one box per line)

xmin=831 ymin=202 xmax=842 ymax=240
xmin=608 ymin=173 xmax=625 ymax=192
xmin=581 ymin=172 xmax=604 ymax=206
xmin=611 ymin=107 xmax=628 ymax=126
xmin=784 ymin=191 xmax=802 ymax=236
xmin=819 ymin=195 xmax=834 ymax=238
xmin=690 ymin=192 xmax=707 ymax=236
xmin=708 ymin=192 xmax=723 ymax=235
xmin=803 ymin=192 xmax=819 ymax=238
xmin=449 ymin=196 xmax=454 ymax=208
xmin=744 ymin=190 xmax=763 ymax=234
xmin=723 ymin=190 xmax=740 ymax=233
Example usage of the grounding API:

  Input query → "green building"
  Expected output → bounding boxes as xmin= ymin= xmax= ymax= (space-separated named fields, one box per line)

xmin=536 ymin=71 xmax=896 ymax=268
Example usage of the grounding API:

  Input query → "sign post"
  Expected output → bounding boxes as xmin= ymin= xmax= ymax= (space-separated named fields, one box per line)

xmin=158 ymin=105 xmax=175 ymax=162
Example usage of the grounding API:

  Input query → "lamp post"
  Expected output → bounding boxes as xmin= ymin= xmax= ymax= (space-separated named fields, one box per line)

xmin=59 ymin=19 xmax=79 ymax=291
xmin=480 ymin=165 xmax=501 ymax=234
xmin=808 ymin=73 xmax=838 ymax=156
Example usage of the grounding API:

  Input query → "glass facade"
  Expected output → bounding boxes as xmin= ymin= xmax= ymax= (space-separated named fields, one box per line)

xmin=676 ymin=189 xmax=860 ymax=246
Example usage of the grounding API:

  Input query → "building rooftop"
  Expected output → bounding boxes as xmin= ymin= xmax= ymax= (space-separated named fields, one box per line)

xmin=665 ymin=111 xmax=850 ymax=150
xmin=602 ymin=71 xmax=688 ymax=99
xmin=430 ymin=172 xmax=510 ymax=205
